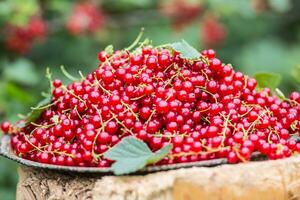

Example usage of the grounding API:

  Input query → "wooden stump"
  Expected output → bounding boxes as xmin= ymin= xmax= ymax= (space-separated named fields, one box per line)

xmin=16 ymin=156 xmax=300 ymax=200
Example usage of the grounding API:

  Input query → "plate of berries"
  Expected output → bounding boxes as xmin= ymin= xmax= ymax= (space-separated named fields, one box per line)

xmin=1 ymin=33 xmax=299 ymax=175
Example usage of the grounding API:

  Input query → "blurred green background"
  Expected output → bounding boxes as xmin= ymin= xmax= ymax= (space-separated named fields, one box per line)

xmin=1 ymin=0 xmax=300 ymax=199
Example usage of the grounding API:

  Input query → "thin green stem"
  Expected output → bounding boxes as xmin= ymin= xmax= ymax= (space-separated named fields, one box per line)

xmin=125 ymin=28 xmax=144 ymax=51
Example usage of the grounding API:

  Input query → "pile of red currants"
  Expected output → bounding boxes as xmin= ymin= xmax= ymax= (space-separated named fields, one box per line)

xmin=1 ymin=42 xmax=300 ymax=167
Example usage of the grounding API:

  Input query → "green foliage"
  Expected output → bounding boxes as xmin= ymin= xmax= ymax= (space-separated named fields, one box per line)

xmin=0 ymin=0 xmax=38 ymax=26
xmin=0 ymin=157 xmax=17 ymax=200
xmin=104 ymin=137 xmax=172 ymax=175
xmin=269 ymin=0 xmax=291 ymax=13
xmin=104 ymin=45 xmax=114 ymax=55
xmin=3 ymin=59 xmax=39 ymax=86
xmin=206 ymin=0 xmax=254 ymax=17
xmin=254 ymin=72 xmax=282 ymax=91
xmin=25 ymin=96 xmax=51 ymax=126
xmin=101 ymin=0 xmax=156 ymax=12
xmin=170 ymin=40 xmax=200 ymax=59
xmin=5 ymin=82 xmax=34 ymax=104
xmin=24 ymin=68 xmax=53 ymax=125
xmin=234 ymin=39 xmax=300 ymax=93
xmin=291 ymin=65 xmax=300 ymax=85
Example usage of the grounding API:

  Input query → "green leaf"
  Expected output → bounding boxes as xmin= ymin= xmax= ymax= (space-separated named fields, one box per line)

xmin=3 ymin=58 xmax=39 ymax=85
xmin=170 ymin=40 xmax=200 ymax=60
xmin=109 ymin=158 xmax=148 ymax=175
xmin=104 ymin=137 xmax=172 ymax=175
xmin=291 ymin=65 xmax=300 ymax=84
xmin=104 ymin=137 xmax=152 ymax=159
xmin=148 ymin=144 xmax=173 ymax=163
xmin=5 ymin=82 xmax=34 ymax=104
xmin=104 ymin=45 xmax=114 ymax=55
xmin=269 ymin=0 xmax=291 ymax=13
xmin=8 ymin=0 xmax=39 ymax=26
xmin=253 ymin=72 xmax=282 ymax=91
xmin=207 ymin=0 xmax=254 ymax=17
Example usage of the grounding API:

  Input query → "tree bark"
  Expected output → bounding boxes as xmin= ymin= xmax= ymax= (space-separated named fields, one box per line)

xmin=16 ymin=156 xmax=300 ymax=200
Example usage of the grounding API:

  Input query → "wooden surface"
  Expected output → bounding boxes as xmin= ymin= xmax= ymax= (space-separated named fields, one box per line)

xmin=16 ymin=156 xmax=300 ymax=200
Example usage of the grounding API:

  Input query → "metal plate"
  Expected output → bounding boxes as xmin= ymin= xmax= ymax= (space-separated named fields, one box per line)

xmin=0 ymin=135 xmax=265 ymax=175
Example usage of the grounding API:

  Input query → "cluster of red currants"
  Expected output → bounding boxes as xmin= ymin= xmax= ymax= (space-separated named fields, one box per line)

xmin=201 ymin=14 xmax=227 ymax=48
xmin=159 ymin=0 xmax=226 ymax=48
xmin=159 ymin=0 xmax=203 ymax=30
xmin=66 ymin=2 xmax=104 ymax=36
xmin=4 ymin=17 xmax=47 ymax=54
xmin=1 ymin=46 xmax=300 ymax=167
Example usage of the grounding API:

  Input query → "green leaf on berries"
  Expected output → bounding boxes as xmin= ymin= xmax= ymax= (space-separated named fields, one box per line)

xmin=104 ymin=136 xmax=172 ymax=175
xmin=104 ymin=45 xmax=114 ymax=55
xmin=170 ymin=40 xmax=200 ymax=60
xmin=253 ymin=72 xmax=282 ymax=91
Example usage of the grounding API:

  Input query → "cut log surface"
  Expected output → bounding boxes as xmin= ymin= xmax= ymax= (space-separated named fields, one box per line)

xmin=16 ymin=156 xmax=300 ymax=200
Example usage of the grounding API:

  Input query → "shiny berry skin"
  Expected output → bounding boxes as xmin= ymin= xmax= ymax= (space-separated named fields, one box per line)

xmin=53 ymin=79 xmax=62 ymax=88
xmin=1 ymin=121 xmax=11 ymax=133
xmin=156 ymin=100 xmax=170 ymax=114
xmin=227 ymin=151 xmax=238 ymax=164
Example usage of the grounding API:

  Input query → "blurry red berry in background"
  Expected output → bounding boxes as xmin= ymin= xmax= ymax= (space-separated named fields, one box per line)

xmin=251 ymin=0 xmax=269 ymax=13
xmin=28 ymin=17 xmax=47 ymax=38
xmin=201 ymin=14 xmax=227 ymax=48
xmin=66 ymin=2 xmax=104 ymax=36
xmin=5 ymin=27 xmax=32 ymax=54
xmin=159 ymin=0 xmax=202 ymax=31
xmin=4 ymin=16 xmax=47 ymax=55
